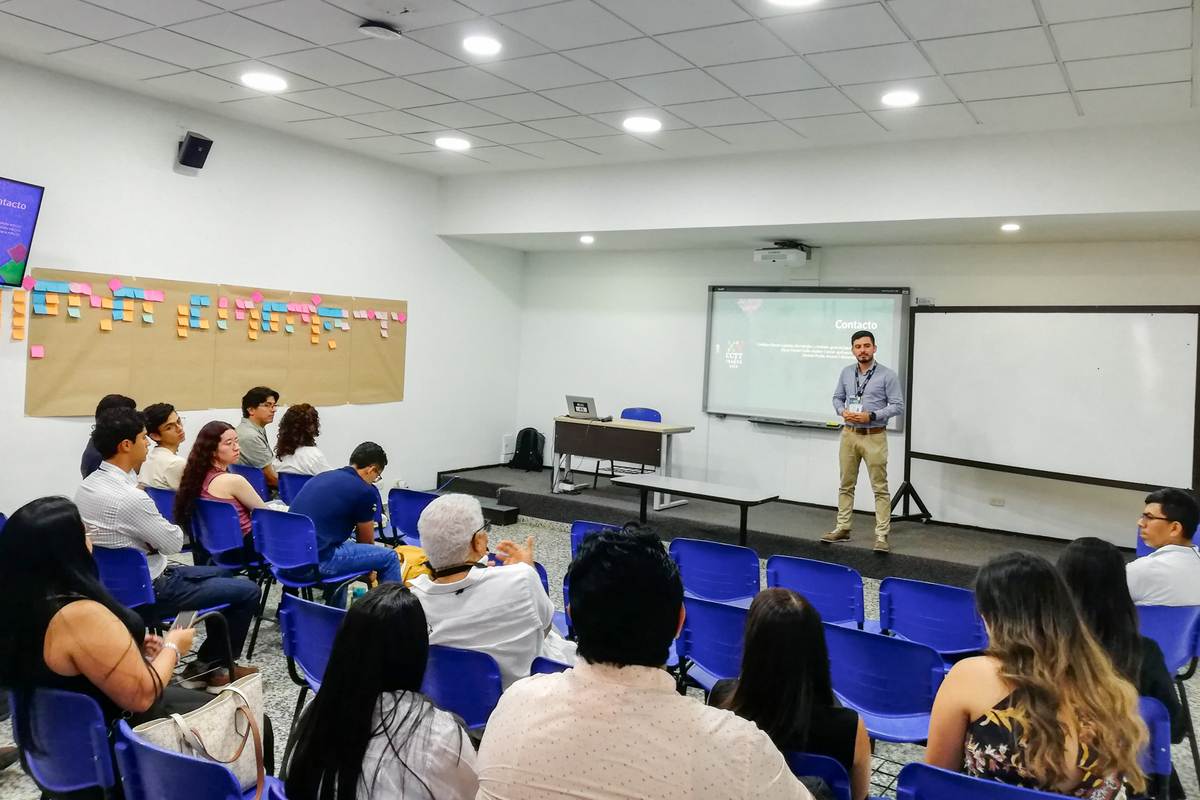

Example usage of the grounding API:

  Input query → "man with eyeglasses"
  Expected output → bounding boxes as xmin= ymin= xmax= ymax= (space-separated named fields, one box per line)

xmin=235 ymin=385 xmax=280 ymax=491
xmin=287 ymin=441 xmax=401 ymax=605
xmin=1126 ymin=487 xmax=1200 ymax=606
xmin=139 ymin=403 xmax=187 ymax=490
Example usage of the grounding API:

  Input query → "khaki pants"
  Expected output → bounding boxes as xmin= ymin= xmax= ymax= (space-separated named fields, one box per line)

xmin=836 ymin=429 xmax=891 ymax=538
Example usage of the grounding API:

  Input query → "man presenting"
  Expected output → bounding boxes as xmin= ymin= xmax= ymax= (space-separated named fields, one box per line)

xmin=823 ymin=330 xmax=904 ymax=553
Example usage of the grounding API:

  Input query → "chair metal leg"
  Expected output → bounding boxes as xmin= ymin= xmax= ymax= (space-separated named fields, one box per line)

xmin=280 ymin=685 xmax=309 ymax=771
xmin=1177 ymin=678 xmax=1200 ymax=781
xmin=246 ymin=575 xmax=273 ymax=660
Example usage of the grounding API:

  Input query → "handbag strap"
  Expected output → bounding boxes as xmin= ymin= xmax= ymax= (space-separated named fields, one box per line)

xmin=169 ymin=701 xmax=265 ymax=800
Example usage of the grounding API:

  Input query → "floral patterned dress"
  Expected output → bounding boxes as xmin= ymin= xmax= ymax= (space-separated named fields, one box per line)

xmin=964 ymin=695 xmax=1125 ymax=800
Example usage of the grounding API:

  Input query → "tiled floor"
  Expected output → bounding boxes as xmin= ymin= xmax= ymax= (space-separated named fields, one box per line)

xmin=1 ymin=518 xmax=1196 ymax=798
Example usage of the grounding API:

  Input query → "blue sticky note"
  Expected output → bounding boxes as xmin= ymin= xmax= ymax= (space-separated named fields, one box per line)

xmin=200 ymin=296 xmax=210 ymax=307
xmin=113 ymin=299 xmax=124 ymax=311
xmin=133 ymin=288 xmax=146 ymax=299
xmin=112 ymin=309 xmax=123 ymax=321
xmin=114 ymin=288 xmax=134 ymax=298
xmin=190 ymin=307 xmax=201 ymax=318
xmin=142 ymin=313 xmax=153 ymax=324
xmin=323 ymin=321 xmax=332 ymax=331
xmin=217 ymin=319 xmax=228 ymax=331
xmin=260 ymin=321 xmax=270 ymax=332
xmin=68 ymin=307 xmax=81 ymax=319
xmin=189 ymin=294 xmax=199 ymax=305
xmin=32 ymin=292 xmax=45 ymax=304
xmin=284 ymin=324 xmax=294 ymax=334
xmin=189 ymin=318 xmax=200 ymax=329
xmin=33 ymin=304 xmax=48 ymax=315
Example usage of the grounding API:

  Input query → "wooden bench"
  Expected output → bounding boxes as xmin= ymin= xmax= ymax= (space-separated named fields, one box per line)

xmin=610 ymin=474 xmax=779 ymax=546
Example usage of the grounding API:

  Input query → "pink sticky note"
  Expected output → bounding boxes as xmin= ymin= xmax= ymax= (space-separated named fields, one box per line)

xmin=366 ymin=310 xmax=376 ymax=320
xmin=397 ymin=313 xmax=407 ymax=324
xmin=235 ymin=309 xmax=246 ymax=321
xmin=300 ymin=313 xmax=310 ymax=323
xmin=311 ymin=294 xmax=322 ymax=305
xmin=391 ymin=312 xmax=400 ymax=321
xmin=68 ymin=282 xmax=82 ymax=294
xmin=218 ymin=297 xmax=229 ymax=309
xmin=79 ymin=283 xmax=93 ymax=295
xmin=29 ymin=345 xmax=45 ymax=359
xmin=108 ymin=278 xmax=122 ymax=292
xmin=144 ymin=290 xmax=164 ymax=302
xmin=21 ymin=276 xmax=34 ymax=291
xmin=251 ymin=291 xmax=264 ymax=303
xmin=89 ymin=295 xmax=102 ymax=308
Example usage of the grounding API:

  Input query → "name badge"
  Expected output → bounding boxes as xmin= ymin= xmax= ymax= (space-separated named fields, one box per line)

xmin=847 ymin=396 xmax=864 ymax=413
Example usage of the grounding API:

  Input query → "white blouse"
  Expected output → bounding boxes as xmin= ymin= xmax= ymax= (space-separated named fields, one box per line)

xmin=273 ymin=445 xmax=333 ymax=476
xmin=359 ymin=691 xmax=478 ymax=800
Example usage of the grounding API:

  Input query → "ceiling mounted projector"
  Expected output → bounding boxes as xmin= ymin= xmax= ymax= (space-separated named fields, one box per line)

xmin=359 ymin=20 xmax=403 ymax=40
xmin=754 ymin=240 xmax=815 ymax=264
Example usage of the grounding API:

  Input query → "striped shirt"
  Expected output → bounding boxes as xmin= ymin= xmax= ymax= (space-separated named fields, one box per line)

xmin=75 ymin=461 xmax=185 ymax=579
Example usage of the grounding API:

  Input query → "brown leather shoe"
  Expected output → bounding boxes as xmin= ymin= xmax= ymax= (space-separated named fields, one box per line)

xmin=205 ymin=663 xmax=259 ymax=692
xmin=873 ymin=536 xmax=890 ymax=553
xmin=821 ymin=529 xmax=851 ymax=543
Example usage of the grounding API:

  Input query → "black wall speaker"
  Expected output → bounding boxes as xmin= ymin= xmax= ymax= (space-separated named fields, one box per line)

xmin=177 ymin=132 xmax=213 ymax=169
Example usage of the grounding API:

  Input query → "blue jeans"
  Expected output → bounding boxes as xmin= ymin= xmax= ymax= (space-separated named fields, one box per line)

xmin=150 ymin=565 xmax=261 ymax=664
xmin=319 ymin=542 xmax=402 ymax=606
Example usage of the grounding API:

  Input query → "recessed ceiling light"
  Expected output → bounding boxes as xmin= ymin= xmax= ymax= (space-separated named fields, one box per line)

xmin=623 ymin=116 xmax=662 ymax=133
xmin=435 ymin=136 xmax=471 ymax=151
xmin=579 ymin=235 xmax=595 ymax=245
xmin=240 ymin=72 xmax=287 ymax=93
xmin=881 ymin=89 xmax=920 ymax=107
xmin=462 ymin=35 xmax=502 ymax=56
xmin=1001 ymin=222 xmax=1021 ymax=232
xmin=359 ymin=21 xmax=402 ymax=40
xmin=767 ymin=0 xmax=821 ymax=6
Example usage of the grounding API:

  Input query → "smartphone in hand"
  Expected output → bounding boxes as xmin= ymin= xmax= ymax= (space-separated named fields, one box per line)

xmin=170 ymin=610 xmax=198 ymax=631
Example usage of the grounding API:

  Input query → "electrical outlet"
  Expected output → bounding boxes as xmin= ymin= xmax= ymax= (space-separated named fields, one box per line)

xmin=989 ymin=497 xmax=1006 ymax=507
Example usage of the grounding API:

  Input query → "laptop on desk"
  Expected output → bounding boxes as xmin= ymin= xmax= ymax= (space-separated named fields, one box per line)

xmin=565 ymin=395 xmax=601 ymax=420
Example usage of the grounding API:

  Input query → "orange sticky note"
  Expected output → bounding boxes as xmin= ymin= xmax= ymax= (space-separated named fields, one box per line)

xmin=142 ymin=302 xmax=153 ymax=314
xmin=102 ymin=298 xmax=113 ymax=310
xmin=217 ymin=309 xmax=228 ymax=320
xmin=310 ymin=334 xmax=320 ymax=345
xmin=250 ymin=309 xmax=261 ymax=321
xmin=12 ymin=328 xmax=25 ymax=341
xmin=44 ymin=294 xmax=59 ymax=305
xmin=199 ymin=319 xmax=210 ymax=330
xmin=122 ymin=309 xmax=132 ymax=322
xmin=12 ymin=315 xmax=25 ymax=328
xmin=270 ymin=322 xmax=279 ymax=332
xmin=100 ymin=319 xmax=113 ymax=331
xmin=13 ymin=289 xmax=26 ymax=303
xmin=177 ymin=305 xmax=187 ymax=315
xmin=327 ymin=339 xmax=336 ymax=350
xmin=248 ymin=328 xmax=258 ymax=341
xmin=46 ymin=305 xmax=58 ymax=316
xmin=177 ymin=316 xmax=187 ymax=327
xmin=177 ymin=327 xmax=188 ymax=339
xmin=286 ymin=315 xmax=295 ymax=324
xmin=68 ymin=295 xmax=81 ymax=307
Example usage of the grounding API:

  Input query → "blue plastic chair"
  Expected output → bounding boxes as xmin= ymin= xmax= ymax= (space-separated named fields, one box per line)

xmin=1137 ymin=604 xmax=1200 ymax=777
xmin=144 ymin=487 xmax=177 ymax=523
xmin=824 ymin=623 xmax=944 ymax=743
xmin=278 ymin=592 xmax=346 ymax=764
xmin=531 ymin=656 xmax=570 ymax=675
xmin=92 ymin=546 xmax=229 ymax=620
xmin=193 ymin=498 xmax=264 ymax=572
xmin=421 ymin=645 xmax=502 ymax=732
xmin=114 ymin=720 xmax=283 ymax=800
xmin=228 ymin=463 xmax=270 ymax=502
xmin=669 ymin=537 xmax=759 ymax=608
xmin=251 ymin=508 xmax=369 ymax=606
xmin=1135 ymin=526 xmax=1153 ymax=557
xmin=570 ymin=520 xmax=622 ymax=557
xmin=1140 ymin=696 xmax=1172 ymax=800
xmin=765 ymin=555 xmax=865 ymax=628
xmin=9 ymin=688 xmax=116 ymax=797
xmin=677 ymin=596 xmax=748 ymax=692
xmin=266 ymin=781 xmax=288 ymax=800
xmin=621 ymin=407 xmax=662 ymax=423
xmin=387 ymin=488 xmax=438 ymax=546
xmin=878 ymin=577 xmax=987 ymax=661
xmin=785 ymin=753 xmax=852 ymax=800
xmin=0 ymin=511 xmax=7 ymax=533
xmin=276 ymin=472 xmax=313 ymax=505
xmin=895 ymin=762 xmax=1070 ymax=799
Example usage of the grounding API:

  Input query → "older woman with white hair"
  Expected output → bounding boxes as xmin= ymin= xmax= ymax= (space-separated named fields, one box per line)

xmin=408 ymin=494 xmax=576 ymax=688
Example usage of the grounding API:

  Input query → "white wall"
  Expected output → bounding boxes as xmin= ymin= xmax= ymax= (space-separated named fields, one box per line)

xmin=0 ymin=58 xmax=524 ymax=514
xmin=516 ymin=241 xmax=1200 ymax=544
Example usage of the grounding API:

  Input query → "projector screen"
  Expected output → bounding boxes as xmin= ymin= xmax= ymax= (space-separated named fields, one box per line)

xmin=910 ymin=308 xmax=1199 ymax=490
xmin=704 ymin=286 xmax=910 ymax=425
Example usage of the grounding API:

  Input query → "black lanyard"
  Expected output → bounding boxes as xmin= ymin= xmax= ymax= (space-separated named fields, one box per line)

xmin=854 ymin=365 xmax=877 ymax=398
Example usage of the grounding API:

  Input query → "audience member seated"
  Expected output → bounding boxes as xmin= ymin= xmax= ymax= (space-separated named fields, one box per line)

xmin=138 ymin=402 xmax=187 ymax=490
xmin=175 ymin=420 xmax=267 ymax=565
xmin=407 ymin=494 xmax=575 ymax=689
xmin=709 ymin=588 xmax=870 ymax=800
xmin=0 ymin=497 xmax=208 ymax=729
xmin=76 ymin=408 xmax=261 ymax=689
xmin=475 ymin=525 xmax=810 ymax=800
xmin=1127 ymin=487 xmax=1200 ymax=606
xmin=80 ymin=393 xmax=135 ymax=479
xmin=236 ymin=385 xmax=280 ymax=491
xmin=272 ymin=402 xmax=333 ymax=476
xmin=287 ymin=442 xmax=401 ymax=603
xmin=284 ymin=583 xmax=477 ymax=800
xmin=926 ymin=552 xmax=1146 ymax=799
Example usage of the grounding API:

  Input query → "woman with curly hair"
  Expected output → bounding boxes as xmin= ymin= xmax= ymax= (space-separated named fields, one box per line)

xmin=175 ymin=420 xmax=266 ymax=565
xmin=273 ymin=403 xmax=333 ymax=476
xmin=926 ymin=552 xmax=1146 ymax=798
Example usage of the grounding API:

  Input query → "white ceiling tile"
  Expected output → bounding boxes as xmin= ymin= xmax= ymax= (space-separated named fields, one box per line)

xmin=708 ymin=56 xmax=828 ymax=95
xmin=405 ymin=101 xmax=509 ymax=127
xmin=807 ymin=43 xmax=935 ymax=84
xmin=648 ymin=128 xmax=730 ymax=155
xmin=287 ymin=116 xmax=388 ymax=139
xmin=110 ymin=29 xmax=243 ymax=68
xmin=345 ymin=109 xmax=443 ymax=133
xmin=749 ymin=87 xmax=859 ymax=118
xmin=238 ymin=0 xmax=364 ymax=46
xmin=1066 ymin=50 xmax=1192 ymax=91
xmin=218 ymin=95 xmax=329 ymax=122
xmin=871 ymin=102 xmax=978 ymax=134
xmin=708 ymin=120 xmax=805 ymax=148
xmin=1077 ymin=81 xmax=1192 ymax=116
xmin=1050 ymin=9 xmax=1192 ymax=61
xmin=564 ymin=39 xmax=691 ymax=80
xmin=388 ymin=151 xmax=483 ymax=175
xmin=666 ymin=97 xmax=771 ymax=126
xmin=512 ymin=139 xmax=603 ymax=161
xmin=541 ymin=81 xmax=651 ymax=113
xmin=968 ymin=93 xmax=1080 ymax=127
xmin=345 ymin=135 xmax=436 ymax=155
xmin=478 ymin=53 xmax=605 ymax=91
xmin=1039 ymin=0 xmax=1188 ymax=24
xmin=619 ymin=69 xmax=734 ymax=105
xmin=142 ymin=70 xmax=256 ymax=101
xmin=784 ymin=112 xmax=887 ymax=142
xmin=473 ymin=92 xmax=577 ymax=120
xmin=331 ymin=37 xmax=463 ymax=76
xmin=0 ymin=12 xmax=90 ymax=53
xmin=54 ymin=42 xmax=181 ymax=79
xmin=945 ymin=64 xmax=1068 ymax=101
xmin=457 ymin=0 xmax=553 ymax=12
xmin=528 ymin=115 xmax=615 ymax=137
xmin=405 ymin=66 xmax=525 ymax=99
xmin=888 ymin=0 xmax=1040 ymax=39
xmin=405 ymin=128 xmax=493 ymax=147
xmin=284 ymin=87 xmax=391 ymax=115
xmin=763 ymin=4 xmax=907 ymax=54
xmin=494 ymin=0 xmax=642 ymax=50
xmin=593 ymin=0 xmax=750 ymax=34
xmin=195 ymin=0 xmax=262 ymax=8
xmin=405 ymin=18 xmax=550 ymax=63
xmin=657 ymin=21 xmax=792 ymax=67
xmin=459 ymin=122 xmax=557 ymax=143
xmin=2 ymin=0 xmax=150 ymax=39
xmin=85 ymin=0 xmax=221 ymax=26
xmin=266 ymin=48 xmax=391 ymax=85
xmin=470 ymin=145 xmax=548 ymax=167
xmin=840 ymin=75 xmax=959 ymax=110
xmin=571 ymin=134 xmax=661 ymax=155
xmin=340 ymin=77 xmax=454 ymax=108
xmin=738 ymin=0 xmax=882 ymax=17
xmin=922 ymin=28 xmax=1055 ymax=73
xmin=589 ymin=107 xmax=692 ymax=131
xmin=169 ymin=14 xmax=310 ymax=58
xmin=322 ymin=0 xmax=479 ymax=32
xmin=202 ymin=59 xmax=324 ymax=92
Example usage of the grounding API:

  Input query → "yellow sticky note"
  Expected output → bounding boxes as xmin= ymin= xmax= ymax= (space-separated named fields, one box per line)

xmin=270 ymin=322 xmax=279 ymax=332
xmin=177 ymin=327 xmax=188 ymax=339
xmin=327 ymin=339 xmax=337 ymax=350
xmin=248 ymin=328 xmax=258 ymax=341
xmin=46 ymin=305 xmax=58 ymax=316
xmin=12 ymin=328 xmax=25 ymax=341
xmin=102 ymin=298 xmax=113 ymax=310
xmin=250 ymin=309 xmax=261 ymax=321
xmin=217 ymin=309 xmax=228 ymax=320
xmin=142 ymin=302 xmax=153 ymax=314
xmin=122 ymin=310 xmax=132 ymax=322
xmin=44 ymin=294 xmax=59 ymax=305
xmin=12 ymin=315 xmax=25 ymax=328
xmin=177 ymin=316 xmax=187 ymax=327
xmin=13 ymin=289 xmax=26 ymax=303
xmin=199 ymin=319 xmax=210 ymax=330
xmin=286 ymin=315 xmax=295 ymax=324
xmin=177 ymin=304 xmax=188 ymax=315
xmin=68 ymin=295 xmax=81 ymax=307
xmin=310 ymin=334 xmax=320 ymax=345
xmin=100 ymin=319 xmax=113 ymax=331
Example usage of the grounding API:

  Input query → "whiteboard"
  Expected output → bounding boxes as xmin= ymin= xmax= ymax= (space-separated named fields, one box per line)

xmin=910 ymin=310 xmax=1198 ymax=490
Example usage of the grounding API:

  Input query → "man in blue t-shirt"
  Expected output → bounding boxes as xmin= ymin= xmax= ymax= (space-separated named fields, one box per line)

xmin=288 ymin=441 xmax=401 ymax=594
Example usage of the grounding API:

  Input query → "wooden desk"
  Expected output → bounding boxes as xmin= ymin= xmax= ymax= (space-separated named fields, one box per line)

xmin=551 ymin=416 xmax=694 ymax=510
xmin=611 ymin=473 xmax=779 ymax=547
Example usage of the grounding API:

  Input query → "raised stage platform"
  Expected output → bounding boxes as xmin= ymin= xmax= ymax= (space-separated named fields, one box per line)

xmin=435 ymin=464 xmax=1080 ymax=588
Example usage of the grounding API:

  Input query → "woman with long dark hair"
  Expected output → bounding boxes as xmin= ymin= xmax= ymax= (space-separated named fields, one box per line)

xmin=175 ymin=421 xmax=265 ymax=561
xmin=273 ymin=403 xmax=333 ymax=475
xmin=709 ymin=588 xmax=870 ymax=800
xmin=284 ymin=583 xmax=477 ymax=799
xmin=927 ymin=552 xmax=1146 ymax=797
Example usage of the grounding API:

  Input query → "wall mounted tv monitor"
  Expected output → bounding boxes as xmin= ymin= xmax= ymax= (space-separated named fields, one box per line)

xmin=0 ymin=177 xmax=45 ymax=288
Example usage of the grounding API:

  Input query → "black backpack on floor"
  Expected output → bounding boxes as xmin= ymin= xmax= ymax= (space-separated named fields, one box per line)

xmin=508 ymin=427 xmax=544 ymax=471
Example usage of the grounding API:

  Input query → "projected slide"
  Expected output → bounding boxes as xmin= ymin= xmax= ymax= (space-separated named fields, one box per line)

xmin=704 ymin=287 xmax=908 ymax=425
xmin=0 ymin=177 xmax=45 ymax=287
